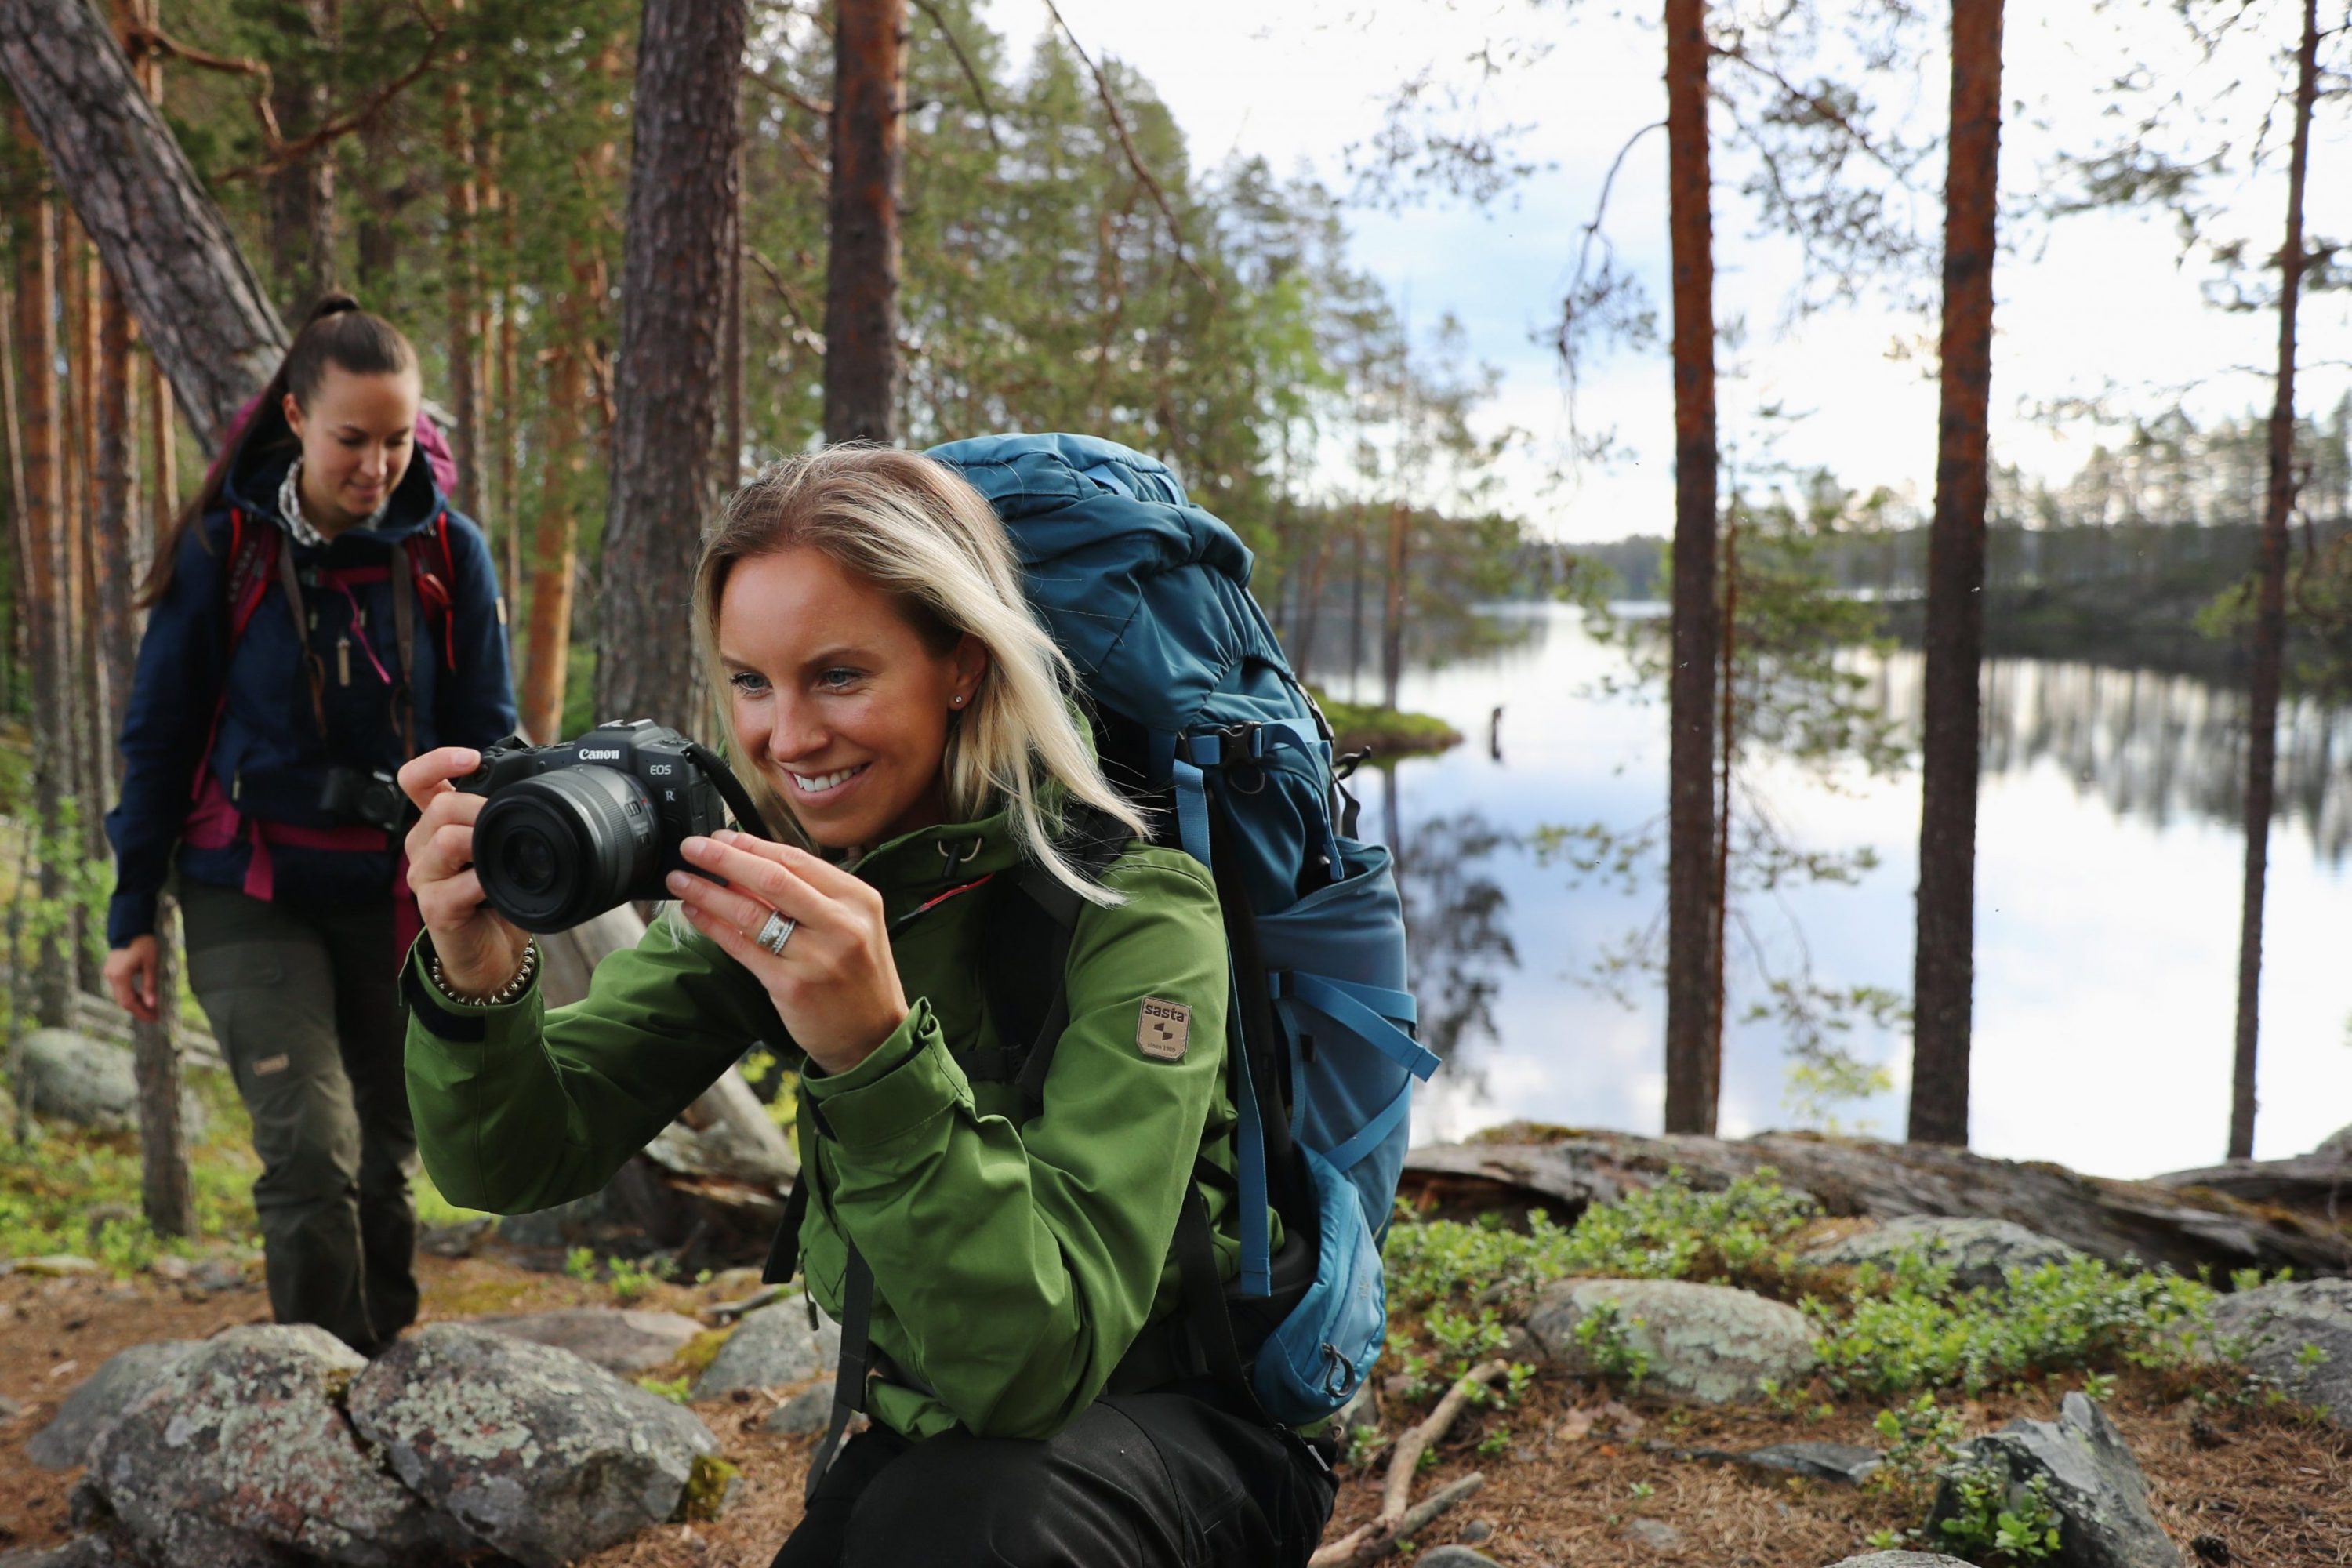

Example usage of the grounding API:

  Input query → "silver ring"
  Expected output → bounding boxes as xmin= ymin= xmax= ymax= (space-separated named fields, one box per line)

xmin=755 ymin=912 xmax=797 ymax=956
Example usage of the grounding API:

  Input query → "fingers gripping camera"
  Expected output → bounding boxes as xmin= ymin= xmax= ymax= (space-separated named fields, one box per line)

xmin=457 ymin=720 xmax=734 ymax=932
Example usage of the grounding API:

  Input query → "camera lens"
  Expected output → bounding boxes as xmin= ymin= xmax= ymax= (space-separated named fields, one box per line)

xmin=473 ymin=766 xmax=660 ymax=932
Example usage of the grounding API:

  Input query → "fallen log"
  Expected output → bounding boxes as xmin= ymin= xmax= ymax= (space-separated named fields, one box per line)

xmin=2151 ymin=1156 xmax=2351 ymax=1222
xmin=1402 ymin=1127 xmax=2351 ymax=1278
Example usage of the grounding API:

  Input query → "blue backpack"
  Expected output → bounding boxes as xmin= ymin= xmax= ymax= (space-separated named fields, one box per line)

xmin=931 ymin=432 xmax=1440 ymax=1426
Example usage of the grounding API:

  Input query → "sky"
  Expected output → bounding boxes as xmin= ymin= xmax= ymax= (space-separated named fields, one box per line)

xmin=980 ymin=0 xmax=2352 ymax=543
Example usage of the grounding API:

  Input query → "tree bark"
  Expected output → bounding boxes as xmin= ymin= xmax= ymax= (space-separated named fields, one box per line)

xmin=823 ymin=0 xmax=906 ymax=445
xmin=524 ymin=324 xmax=587 ymax=743
xmin=9 ymin=147 xmax=73 ymax=1029
xmin=96 ymin=267 xmax=141 ymax=744
xmin=595 ymin=0 xmax=745 ymax=731
xmin=264 ymin=0 xmax=339 ymax=309
xmin=134 ymin=891 xmax=194 ymax=1235
xmin=0 ymin=0 xmax=288 ymax=446
xmin=1662 ymin=0 xmax=1720 ymax=1136
xmin=1909 ymin=0 xmax=2005 ymax=1149
xmin=1380 ymin=501 xmax=1410 ymax=712
xmin=2230 ymin=0 xmax=2321 ymax=1163
xmin=441 ymin=53 xmax=484 ymax=515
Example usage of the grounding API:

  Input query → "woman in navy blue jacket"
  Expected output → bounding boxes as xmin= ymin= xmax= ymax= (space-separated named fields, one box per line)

xmin=103 ymin=294 xmax=517 ymax=1353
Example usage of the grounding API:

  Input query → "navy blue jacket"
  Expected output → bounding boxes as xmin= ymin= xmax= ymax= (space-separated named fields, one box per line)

xmin=104 ymin=432 xmax=517 ymax=946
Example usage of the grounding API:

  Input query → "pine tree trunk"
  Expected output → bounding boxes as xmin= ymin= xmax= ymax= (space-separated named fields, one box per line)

xmin=596 ymin=0 xmax=746 ymax=730
xmin=1661 ymin=0 xmax=1721 ymax=1136
xmin=442 ymin=66 xmax=484 ymax=515
xmin=96 ymin=267 xmax=140 ymax=740
xmin=0 ymin=0 xmax=287 ymax=446
xmin=823 ymin=0 xmax=906 ymax=445
xmin=9 ymin=151 xmax=73 ymax=1029
xmin=524 ymin=328 xmax=587 ymax=744
xmin=1381 ymin=500 xmax=1410 ymax=712
xmin=264 ymin=0 xmax=339 ymax=309
xmin=2230 ymin=0 xmax=2321 ymax=1163
xmin=1909 ymin=0 xmax=2005 ymax=1149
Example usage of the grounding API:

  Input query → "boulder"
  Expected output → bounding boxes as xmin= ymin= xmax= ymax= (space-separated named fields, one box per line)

xmin=470 ymin=1308 xmax=705 ymax=1375
xmin=691 ymin=1298 xmax=840 ymax=1399
xmin=26 ymin=1341 xmax=201 ymax=1470
xmin=1931 ymin=1393 xmax=2181 ymax=1568
xmin=347 ymin=1322 xmax=720 ymax=1568
xmin=1416 ymin=1549 xmax=1503 ymax=1568
xmin=2209 ymin=1277 xmax=2352 ymax=1426
xmin=2313 ymin=1123 xmax=2352 ymax=1161
xmin=1524 ymin=1279 xmax=1817 ymax=1404
xmin=493 ymin=1187 xmax=631 ymax=1251
xmin=1824 ymin=1556 xmax=1976 ymax=1567
xmin=762 ymin=1380 xmax=837 ymax=1436
xmin=1803 ymin=1215 xmax=2084 ymax=1293
xmin=0 ymin=1534 xmax=142 ymax=1568
xmin=84 ymin=1325 xmax=452 ymax=1568
xmin=18 ymin=1029 xmax=205 ymax=1139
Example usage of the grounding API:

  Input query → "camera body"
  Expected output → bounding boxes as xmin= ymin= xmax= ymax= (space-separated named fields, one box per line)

xmin=457 ymin=720 xmax=729 ymax=932
xmin=318 ymin=765 xmax=411 ymax=833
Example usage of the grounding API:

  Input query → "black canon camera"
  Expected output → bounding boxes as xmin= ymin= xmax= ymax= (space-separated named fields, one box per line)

xmin=457 ymin=720 xmax=759 ymax=933
xmin=318 ymin=765 xmax=412 ymax=833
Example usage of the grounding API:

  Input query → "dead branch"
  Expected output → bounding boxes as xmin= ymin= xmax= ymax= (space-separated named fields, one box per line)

xmin=216 ymin=9 xmax=445 ymax=181
xmin=745 ymin=62 xmax=830 ymax=120
xmin=1308 ymin=1473 xmax=1486 ymax=1566
xmin=1038 ymin=0 xmax=1214 ymax=296
xmin=908 ymin=0 xmax=1002 ymax=154
xmin=743 ymin=242 xmax=826 ymax=353
xmin=1382 ymin=1359 xmax=1507 ymax=1520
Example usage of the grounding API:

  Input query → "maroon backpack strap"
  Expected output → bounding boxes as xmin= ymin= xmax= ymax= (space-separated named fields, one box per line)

xmin=402 ymin=512 xmax=460 ymax=671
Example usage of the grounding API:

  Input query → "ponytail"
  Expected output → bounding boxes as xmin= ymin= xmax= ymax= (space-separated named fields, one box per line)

xmin=136 ymin=292 xmax=418 ymax=608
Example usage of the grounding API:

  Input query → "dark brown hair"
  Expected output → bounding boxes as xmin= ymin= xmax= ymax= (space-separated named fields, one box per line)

xmin=136 ymin=292 xmax=419 ymax=608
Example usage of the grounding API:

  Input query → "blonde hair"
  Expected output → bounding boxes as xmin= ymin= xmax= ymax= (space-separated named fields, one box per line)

xmin=692 ymin=445 xmax=1150 ymax=903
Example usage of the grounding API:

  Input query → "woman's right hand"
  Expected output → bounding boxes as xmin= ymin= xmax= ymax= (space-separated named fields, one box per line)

xmin=400 ymin=747 xmax=530 ymax=996
xmin=105 ymin=937 xmax=162 ymax=1024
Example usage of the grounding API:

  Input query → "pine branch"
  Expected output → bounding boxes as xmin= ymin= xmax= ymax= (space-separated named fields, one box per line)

xmin=908 ymin=0 xmax=1002 ymax=154
xmin=1038 ymin=0 xmax=1213 ymax=296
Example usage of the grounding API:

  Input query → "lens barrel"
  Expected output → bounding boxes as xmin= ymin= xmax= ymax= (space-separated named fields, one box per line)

xmin=472 ymin=766 xmax=661 ymax=932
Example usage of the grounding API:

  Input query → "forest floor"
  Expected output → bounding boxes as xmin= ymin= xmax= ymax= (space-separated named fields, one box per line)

xmin=4 ymin=1245 xmax=2351 ymax=1567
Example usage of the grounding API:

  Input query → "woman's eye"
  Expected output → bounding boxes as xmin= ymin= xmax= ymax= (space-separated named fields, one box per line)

xmin=729 ymin=670 xmax=771 ymax=695
xmin=817 ymin=668 xmax=862 ymax=691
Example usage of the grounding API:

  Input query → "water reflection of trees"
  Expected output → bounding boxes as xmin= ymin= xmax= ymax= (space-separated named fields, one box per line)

xmin=1873 ymin=652 xmax=2352 ymax=864
xmin=1377 ymin=780 xmax=1520 ymax=1086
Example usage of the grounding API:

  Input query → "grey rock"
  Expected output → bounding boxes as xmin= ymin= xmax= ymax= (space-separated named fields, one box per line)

xmin=2313 ymin=1123 xmax=2352 ymax=1160
xmin=1739 ymin=1440 xmax=1882 ymax=1484
xmin=762 ymin=1380 xmax=837 ymax=1436
xmin=1457 ymin=1517 xmax=1494 ymax=1544
xmin=0 ymin=1534 xmax=141 ymax=1568
xmin=470 ymin=1308 xmax=705 ymax=1375
xmin=26 ymin=1341 xmax=201 ymax=1470
xmin=1804 ymin=1216 xmax=2085 ymax=1294
xmin=1823 ymin=1555 xmax=1976 ymax=1567
xmin=417 ymin=1218 xmax=495 ymax=1258
xmin=1623 ymin=1518 xmax=1684 ymax=1553
xmin=1524 ymin=1279 xmax=1818 ymax=1404
xmin=692 ymin=1298 xmax=840 ymax=1399
xmin=2209 ymin=1277 xmax=2352 ymax=1426
xmin=1333 ymin=1379 xmax=1377 ymax=1433
xmin=85 ymin=1324 xmax=450 ymax=1568
xmin=347 ymin=1322 xmax=720 ymax=1568
xmin=1416 ymin=1549 xmax=1502 ymax=1568
xmin=189 ymin=1257 xmax=256 ymax=1294
xmin=494 ymin=1187 xmax=626 ymax=1250
xmin=1933 ymin=1393 xmax=2181 ymax=1568
xmin=18 ymin=1029 xmax=205 ymax=1139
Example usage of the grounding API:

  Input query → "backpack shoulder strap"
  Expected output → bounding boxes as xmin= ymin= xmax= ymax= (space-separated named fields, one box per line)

xmin=223 ymin=510 xmax=278 ymax=644
xmin=402 ymin=512 xmax=459 ymax=670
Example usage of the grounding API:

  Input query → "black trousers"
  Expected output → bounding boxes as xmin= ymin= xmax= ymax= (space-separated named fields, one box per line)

xmin=181 ymin=880 xmax=419 ymax=1354
xmin=771 ymin=1389 xmax=1336 ymax=1568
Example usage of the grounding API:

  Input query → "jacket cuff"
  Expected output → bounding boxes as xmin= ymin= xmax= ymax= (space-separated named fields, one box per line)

xmin=798 ymin=1000 xmax=965 ymax=1151
xmin=107 ymin=892 xmax=158 ymax=949
xmin=402 ymin=934 xmax=539 ymax=1044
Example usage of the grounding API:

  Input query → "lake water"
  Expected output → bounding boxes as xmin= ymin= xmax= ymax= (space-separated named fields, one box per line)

xmin=1335 ymin=602 xmax=2352 ymax=1179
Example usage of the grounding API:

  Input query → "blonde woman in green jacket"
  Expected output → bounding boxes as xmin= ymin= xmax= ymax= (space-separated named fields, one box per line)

xmin=395 ymin=448 xmax=1336 ymax=1567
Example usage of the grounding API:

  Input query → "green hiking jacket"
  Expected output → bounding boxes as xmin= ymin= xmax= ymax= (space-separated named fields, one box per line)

xmin=403 ymin=804 xmax=1244 ymax=1441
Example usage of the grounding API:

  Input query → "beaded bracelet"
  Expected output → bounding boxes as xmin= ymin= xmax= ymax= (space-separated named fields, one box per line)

xmin=430 ymin=938 xmax=540 ymax=1008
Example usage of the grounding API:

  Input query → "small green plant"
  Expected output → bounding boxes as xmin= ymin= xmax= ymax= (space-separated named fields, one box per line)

xmin=1628 ymin=1480 xmax=1656 ymax=1501
xmin=1868 ymin=1392 xmax=1967 ymax=1510
xmin=1477 ymin=1425 xmax=1512 ymax=1457
xmin=564 ymin=1246 xmax=599 ymax=1284
xmin=2080 ymin=1370 xmax=2118 ymax=1401
xmin=604 ymin=1253 xmax=680 ymax=1305
xmin=1572 ymin=1299 xmax=1651 ymax=1388
xmin=1934 ymin=1467 xmax=2062 ymax=1565
xmin=1345 ymin=1425 xmax=1385 ymax=1468
xmin=636 ymin=1374 xmax=692 ymax=1404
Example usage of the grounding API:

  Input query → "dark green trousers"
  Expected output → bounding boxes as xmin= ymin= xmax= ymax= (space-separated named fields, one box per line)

xmin=182 ymin=880 xmax=418 ymax=1353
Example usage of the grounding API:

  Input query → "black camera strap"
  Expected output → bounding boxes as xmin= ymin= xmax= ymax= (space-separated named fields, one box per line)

xmin=272 ymin=531 xmax=422 ymax=760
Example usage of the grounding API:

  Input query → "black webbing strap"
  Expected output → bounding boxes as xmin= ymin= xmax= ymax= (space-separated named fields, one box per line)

xmin=805 ymin=1245 xmax=876 ymax=1501
xmin=1174 ymin=1184 xmax=1258 ymax=1412
xmin=389 ymin=540 xmax=419 ymax=759
xmin=1202 ymin=791 xmax=1297 ymax=1175
xmin=274 ymin=539 xmax=330 ymax=739
xmin=761 ymin=1178 xmax=809 ymax=1287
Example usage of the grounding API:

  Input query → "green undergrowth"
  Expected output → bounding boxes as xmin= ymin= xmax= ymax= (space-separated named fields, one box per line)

xmin=0 ymin=1064 xmax=262 ymax=1272
xmin=1381 ymin=1168 xmax=2230 ymax=1403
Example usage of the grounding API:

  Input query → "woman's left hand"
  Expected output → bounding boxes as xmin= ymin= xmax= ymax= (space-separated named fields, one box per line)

xmin=669 ymin=829 xmax=909 ymax=1076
